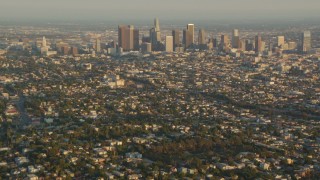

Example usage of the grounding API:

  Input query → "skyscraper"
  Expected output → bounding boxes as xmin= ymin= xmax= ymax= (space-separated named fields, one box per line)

xmin=245 ymin=40 xmax=254 ymax=51
xmin=183 ymin=24 xmax=194 ymax=49
xmin=198 ymin=29 xmax=207 ymax=50
xmin=301 ymin=31 xmax=311 ymax=53
xmin=118 ymin=25 xmax=139 ymax=51
xmin=128 ymin=25 xmax=134 ymax=50
xmin=165 ymin=36 xmax=173 ymax=52
xmin=187 ymin=24 xmax=194 ymax=44
xmin=277 ymin=36 xmax=285 ymax=48
xmin=133 ymin=29 xmax=140 ymax=51
xmin=141 ymin=43 xmax=152 ymax=53
xmin=150 ymin=18 xmax=161 ymax=51
xmin=172 ymin=29 xmax=180 ymax=49
xmin=255 ymin=34 xmax=263 ymax=53
xmin=118 ymin=25 xmax=128 ymax=51
xmin=198 ymin=29 xmax=206 ymax=45
xmin=95 ymin=38 xmax=101 ymax=52
xmin=232 ymin=29 xmax=240 ymax=49
xmin=154 ymin=18 xmax=160 ymax=32
xmin=220 ymin=34 xmax=229 ymax=51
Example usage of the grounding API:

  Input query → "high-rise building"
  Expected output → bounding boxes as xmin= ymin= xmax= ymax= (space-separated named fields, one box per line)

xmin=150 ymin=18 xmax=161 ymax=51
xmin=133 ymin=29 xmax=140 ymax=51
xmin=255 ymin=34 xmax=263 ymax=53
xmin=212 ymin=38 xmax=218 ymax=48
xmin=42 ymin=36 xmax=47 ymax=47
xmin=128 ymin=25 xmax=134 ymax=50
xmin=187 ymin=24 xmax=194 ymax=44
xmin=220 ymin=34 xmax=229 ymax=51
xmin=150 ymin=28 xmax=161 ymax=51
xmin=95 ymin=38 xmax=101 ymax=52
xmin=118 ymin=25 xmax=139 ymax=51
xmin=232 ymin=29 xmax=240 ymax=49
xmin=183 ymin=24 xmax=194 ymax=49
xmin=198 ymin=29 xmax=207 ymax=50
xmin=41 ymin=36 xmax=49 ymax=55
xmin=198 ymin=29 xmax=206 ymax=45
xmin=277 ymin=36 xmax=285 ymax=48
xmin=240 ymin=39 xmax=246 ymax=51
xmin=245 ymin=40 xmax=254 ymax=51
xmin=154 ymin=18 xmax=160 ymax=32
xmin=301 ymin=31 xmax=311 ymax=53
xmin=118 ymin=25 xmax=128 ymax=50
xmin=150 ymin=28 xmax=156 ymax=48
xmin=288 ymin=41 xmax=297 ymax=50
xmin=165 ymin=36 xmax=173 ymax=52
xmin=141 ymin=43 xmax=152 ymax=53
xmin=172 ymin=30 xmax=180 ymax=49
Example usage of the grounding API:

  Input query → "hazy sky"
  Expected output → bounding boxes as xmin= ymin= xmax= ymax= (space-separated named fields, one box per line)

xmin=0 ymin=0 xmax=320 ymax=22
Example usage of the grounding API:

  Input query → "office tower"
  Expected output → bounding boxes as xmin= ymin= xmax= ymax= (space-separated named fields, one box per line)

xmin=301 ymin=31 xmax=311 ymax=53
xmin=220 ymin=34 xmax=229 ymax=51
xmin=150 ymin=28 xmax=161 ymax=51
xmin=255 ymin=34 xmax=263 ymax=53
xmin=213 ymin=38 xmax=218 ymax=48
xmin=198 ymin=29 xmax=206 ymax=45
xmin=150 ymin=28 xmax=156 ymax=50
xmin=188 ymin=24 xmax=194 ymax=43
xmin=232 ymin=29 xmax=240 ymax=49
xmin=277 ymin=36 xmax=285 ymax=48
xmin=133 ymin=29 xmax=140 ymax=51
xmin=141 ymin=43 xmax=152 ymax=53
xmin=118 ymin=25 xmax=128 ymax=51
xmin=288 ymin=42 xmax=297 ymax=50
xmin=221 ymin=35 xmax=229 ymax=46
xmin=128 ymin=25 xmax=135 ymax=50
xmin=172 ymin=29 xmax=180 ymax=49
xmin=245 ymin=40 xmax=254 ymax=51
xmin=150 ymin=18 xmax=161 ymax=51
xmin=198 ymin=29 xmax=207 ymax=50
xmin=240 ymin=39 xmax=246 ymax=51
xmin=95 ymin=38 xmax=101 ymax=52
xmin=118 ymin=25 xmax=139 ymax=51
xmin=154 ymin=18 xmax=160 ymax=33
xmin=165 ymin=36 xmax=173 ymax=52
xmin=183 ymin=24 xmax=194 ymax=49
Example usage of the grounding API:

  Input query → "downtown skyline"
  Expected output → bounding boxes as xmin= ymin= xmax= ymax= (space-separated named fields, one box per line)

xmin=0 ymin=1 xmax=320 ymax=179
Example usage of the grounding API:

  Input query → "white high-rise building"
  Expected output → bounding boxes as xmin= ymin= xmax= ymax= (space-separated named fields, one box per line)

xmin=42 ymin=36 xmax=47 ymax=47
xmin=41 ymin=36 xmax=49 ymax=55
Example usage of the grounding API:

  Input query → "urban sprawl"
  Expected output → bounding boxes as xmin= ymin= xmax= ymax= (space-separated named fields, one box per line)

xmin=0 ymin=19 xmax=319 ymax=179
